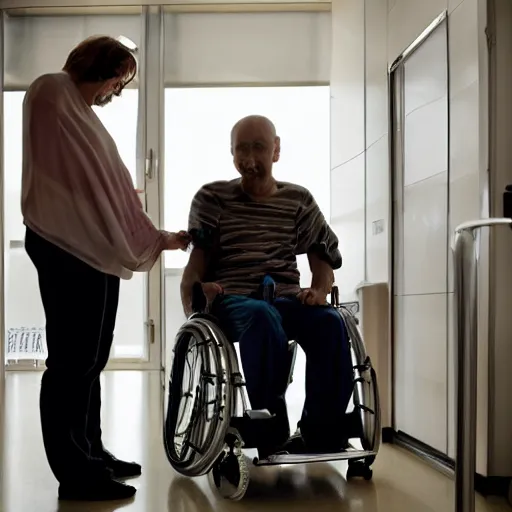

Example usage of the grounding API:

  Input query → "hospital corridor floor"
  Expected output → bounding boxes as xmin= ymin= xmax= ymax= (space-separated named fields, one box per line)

xmin=0 ymin=371 xmax=509 ymax=512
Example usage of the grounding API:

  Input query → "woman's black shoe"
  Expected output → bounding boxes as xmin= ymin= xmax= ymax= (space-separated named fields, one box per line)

xmin=58 ymin=478 xmax=136 ymax=501
xmin=102 ymin=450 xmax=142 ymax=479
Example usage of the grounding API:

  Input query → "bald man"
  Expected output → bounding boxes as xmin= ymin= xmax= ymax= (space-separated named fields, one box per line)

xmin=181 ymin=115 xmax=354 ymax=459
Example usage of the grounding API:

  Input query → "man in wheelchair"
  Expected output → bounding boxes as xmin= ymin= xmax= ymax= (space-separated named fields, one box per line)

xmin=181 ymin=115 xmax=356 ymax=459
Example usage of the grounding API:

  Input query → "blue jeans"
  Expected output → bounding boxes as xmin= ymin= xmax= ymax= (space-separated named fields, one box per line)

xmin=212 ymin=294 xmax=353 ymax=452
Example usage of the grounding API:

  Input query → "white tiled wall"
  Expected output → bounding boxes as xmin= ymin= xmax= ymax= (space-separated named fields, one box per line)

xmin=330 ymin=0 xmax=365 ymax=302
xmin=330 ymin=0 xmax=485 ymax=460
xmin=365 ymin=0 xmax=389 ymax=287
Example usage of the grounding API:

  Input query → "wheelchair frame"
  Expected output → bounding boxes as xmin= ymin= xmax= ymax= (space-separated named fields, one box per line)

xmin=163 ymin=288 xmax=381 ymax=500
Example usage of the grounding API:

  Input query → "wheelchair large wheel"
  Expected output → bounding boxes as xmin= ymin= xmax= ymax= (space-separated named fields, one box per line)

xmin=337 ymin=307 xmax=381 ymax=461
xmin=164 ymin=315 xmax=234 ymax=477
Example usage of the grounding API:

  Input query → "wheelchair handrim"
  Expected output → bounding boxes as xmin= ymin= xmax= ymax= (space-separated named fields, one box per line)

xmin=340 ymin=306 xmax=381 ymax=454
xmin=354 ymin=363 xmax=381 ymax=453
xmin=164 ymin=320 xmax=233 ymax=476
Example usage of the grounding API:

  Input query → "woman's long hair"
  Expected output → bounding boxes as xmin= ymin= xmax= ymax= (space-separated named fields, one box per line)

xmin=63 ymin=35 xmax=137 ymax=92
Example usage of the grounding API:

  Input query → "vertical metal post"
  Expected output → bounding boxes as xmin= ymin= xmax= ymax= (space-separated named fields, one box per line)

xmin=453 ymin=218 xmax=512 ymax=512
xmin=454 ymin=227 xmax=479 ymax=512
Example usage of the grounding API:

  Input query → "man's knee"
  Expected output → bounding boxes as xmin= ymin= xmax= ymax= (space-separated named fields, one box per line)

xmin=239 ymin=300 xmax=283 ymax=338
xmin=302 ymin=307 xmax=350 ymax=363
xmin=215 ymin=297 xmax=283 ymax=342
xmin=248 ymin=299 xmax=280 ymax=320
xmin=313 ymin=307 xmax=347 ymax=337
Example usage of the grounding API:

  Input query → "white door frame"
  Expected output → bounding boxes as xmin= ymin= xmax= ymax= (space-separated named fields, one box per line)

xmin=0 ymin=10 xmax=5 ymax=386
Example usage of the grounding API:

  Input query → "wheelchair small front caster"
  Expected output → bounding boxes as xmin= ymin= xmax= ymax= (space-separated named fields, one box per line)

xmin=346 ymin=459 xmax=373 ymax=481
xmin=210 ymin=430 xmax=250 ymax=501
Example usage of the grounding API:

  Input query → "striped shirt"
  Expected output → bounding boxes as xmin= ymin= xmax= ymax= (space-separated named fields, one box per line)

xmin=188 ymin=179 xmax=342 ymax=296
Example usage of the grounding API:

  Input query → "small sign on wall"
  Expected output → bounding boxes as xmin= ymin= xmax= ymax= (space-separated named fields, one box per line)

xmin=6 ymin=327 xmax=47 ymax=358
xmin=372 ymin=219 xmax=385 ymax=235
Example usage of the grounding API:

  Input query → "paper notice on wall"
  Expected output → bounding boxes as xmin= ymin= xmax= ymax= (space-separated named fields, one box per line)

xmin=6 ymin=327 xmax=47 ymax=360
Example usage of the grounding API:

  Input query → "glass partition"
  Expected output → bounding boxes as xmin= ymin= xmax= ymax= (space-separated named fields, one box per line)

xmin=160 ymin=9 xmax=332 ymax=403
xmin=2 ymin=8 xmax=148 ymax=366
xmin=162 ymin=85 xmax=331 ymax=426
xmin=0 ymin=5 xmax=333 ymax=376
xmin=163 ymin=86 xmax=331 ymax=270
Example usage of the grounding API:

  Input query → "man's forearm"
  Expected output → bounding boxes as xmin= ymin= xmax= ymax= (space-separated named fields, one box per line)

xmin=308 ymin=252 xmax=334 ymax=294
xmin=180 ymin=269 xmax=200 ymax=297
xmin=180 ymin=248 xmax=207 ymax=315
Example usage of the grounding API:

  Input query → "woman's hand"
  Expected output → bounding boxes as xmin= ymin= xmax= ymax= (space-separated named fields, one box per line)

xmin=163 ymin=230 xmax=191 ymax=251
xmin=135 ymin=188 xmax=144 ymax=206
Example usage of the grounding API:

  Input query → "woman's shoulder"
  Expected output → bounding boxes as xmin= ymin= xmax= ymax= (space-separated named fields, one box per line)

xmin=26 ymin=72 xmax=69 ymax=105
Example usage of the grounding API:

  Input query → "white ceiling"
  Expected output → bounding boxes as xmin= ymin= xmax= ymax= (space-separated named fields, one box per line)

xmin=1 ymin=0 xmax=330 ymax=12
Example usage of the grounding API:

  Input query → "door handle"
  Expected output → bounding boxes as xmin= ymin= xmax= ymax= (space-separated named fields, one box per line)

xmin=145 ymin=148 xmax=156 ymax=181
xmin=146 ymin=319 xmax=155 ymax=344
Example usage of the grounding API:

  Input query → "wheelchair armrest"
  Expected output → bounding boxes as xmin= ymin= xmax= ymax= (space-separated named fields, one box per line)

xmin=191 ymin=282 xmax=208 ymax=314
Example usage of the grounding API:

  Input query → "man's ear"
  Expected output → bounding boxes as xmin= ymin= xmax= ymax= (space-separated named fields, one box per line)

xmin=273 ymin=136 xmax=281 ymax=162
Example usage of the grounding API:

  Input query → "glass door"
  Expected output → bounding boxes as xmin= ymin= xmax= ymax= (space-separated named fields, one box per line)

xmin=390 ymin=18 xmax=449 ymax=454
xmin=160 ymin=6 xmax=332 ymax=412
xmin=2 ymin=7 xmax=161 ymax=370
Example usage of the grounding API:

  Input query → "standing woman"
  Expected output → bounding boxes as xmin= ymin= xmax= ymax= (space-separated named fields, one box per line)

xmin=21 ymin=36 xmax=189 ymax=502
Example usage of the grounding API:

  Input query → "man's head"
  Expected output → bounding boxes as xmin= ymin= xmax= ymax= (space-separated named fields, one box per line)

xmin=231 ymin=115 xmax=280 ymax=197
xmin=63 ymin=36 xmax=137 ymax=107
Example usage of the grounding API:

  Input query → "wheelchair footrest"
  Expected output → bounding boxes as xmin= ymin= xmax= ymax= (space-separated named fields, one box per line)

xmin=254 ymin=449 xmax=376 ymax=466
xmin=229 ymin=410 xmax=286 ymax=450
xmin=243 ymin=409 xmax=273 ymax=421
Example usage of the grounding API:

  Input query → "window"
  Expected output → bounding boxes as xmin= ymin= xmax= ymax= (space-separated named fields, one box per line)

xmin=163 ymin=85 xmax=331 ymax=285
xmin=3 ymin=89 xmax=145 ymax=362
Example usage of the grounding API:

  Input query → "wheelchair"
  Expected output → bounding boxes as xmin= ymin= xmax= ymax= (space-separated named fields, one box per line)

xmin=163 ymin=286 xmax=381 ymax=501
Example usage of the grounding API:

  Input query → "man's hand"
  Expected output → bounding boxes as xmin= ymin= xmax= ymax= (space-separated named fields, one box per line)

xmin=163 ymin=231 xmax=191 ymax=251
xmin=297 ymin=287 xmax=328 ymax=306
xmin=183 ymin=282 xmax=223 ymax=317
xmin=201 ymin=282 xmax=223 ymax=302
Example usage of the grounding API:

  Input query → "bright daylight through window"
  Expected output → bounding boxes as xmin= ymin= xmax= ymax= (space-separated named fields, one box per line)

xmin=163 ymin=86 xmax=331 ymax=284
xmin=3 ymin=90 xmax=143 ymax=362
xmin=3 ymin=86 xmax=330 ymax=362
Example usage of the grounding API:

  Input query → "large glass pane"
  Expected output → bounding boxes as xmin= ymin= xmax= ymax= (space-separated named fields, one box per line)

xmin=93 ymin=91 xmax=146 ymax=360
xmin=163 ymin=86 xmax=331 ymax=269
xmin=162 ymin=86 xmax=330 ymax=428
xmin=3 ymin=10 xmax=147 ymax=364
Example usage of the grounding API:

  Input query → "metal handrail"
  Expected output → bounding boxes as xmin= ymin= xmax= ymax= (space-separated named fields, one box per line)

xmin=454 ymin=217 xmax=512 ymax=512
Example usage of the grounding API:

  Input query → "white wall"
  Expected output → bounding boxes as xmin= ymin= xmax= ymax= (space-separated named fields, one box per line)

xmin=330 ymin=0 xmax=488 ymax=468
xmin=329 ymin=0 xmax=365 ymax=303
